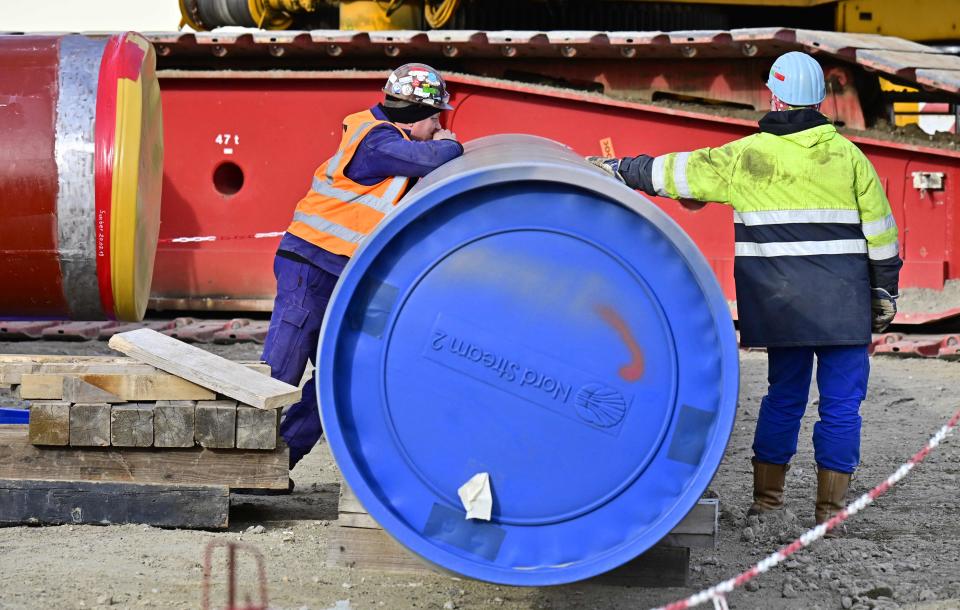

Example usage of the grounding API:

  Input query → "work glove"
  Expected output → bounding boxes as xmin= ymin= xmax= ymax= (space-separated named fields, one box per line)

xmin=871 ymin=287 xmax=898 ymax=333
xmin=585 ymin=156 xmax=625 ymax=183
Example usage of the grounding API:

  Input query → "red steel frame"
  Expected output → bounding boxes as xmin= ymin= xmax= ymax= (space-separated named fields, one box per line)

xmin=153 ymin=72 xmax=960 ymax=309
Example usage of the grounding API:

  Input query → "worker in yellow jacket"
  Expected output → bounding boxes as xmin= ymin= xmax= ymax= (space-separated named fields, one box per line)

xmin=588 ymin=51 xmax=902 ymax=528
xmin=263 ymin=63 xmax=463 ymax=479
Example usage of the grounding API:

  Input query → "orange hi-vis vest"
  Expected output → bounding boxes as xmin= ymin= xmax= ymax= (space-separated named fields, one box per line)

xmin=286 ymin=110 xmax=411 ymax=257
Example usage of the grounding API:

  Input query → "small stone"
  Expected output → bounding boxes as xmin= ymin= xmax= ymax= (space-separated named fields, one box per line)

xmin=841 ymin=596 xmax=853 ymax=609
xmin=342 ymin=583 xmax=353 ymax=589
xmin=782 ymin=583 xmax=798 ymax=599
xmin=918 ymin=589 xmax=936 ymax=601
xmin=96 ymin=595 xmax=112 ymax=606
xmin=861 ymin=585 xmax=894 ymax=599
xmin=246 ymin=525 xmax=266 ymax=534
xmin=785 ymin=560 xmax=801 ymax=570
xmin=741 ymin=527 xmax=756 ymax=542
xmin=747 ymin=514 xmax=760 ymax=527
xmin=443 ymin=602 xmax=455 ymax=610
xmin=745 ymin=581 xmax=760 ymax=592
xmin=150 ymin=589 xmax=158 ymax=595
xmin=281 ymin=531 xmax=295 ymax=542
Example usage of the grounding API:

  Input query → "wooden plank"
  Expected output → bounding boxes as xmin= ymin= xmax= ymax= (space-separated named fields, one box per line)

xmin=19 ymin=374 xmax=73 ymax=400
xmin=108 ymin=329 xmax=298 ymax=409
xmin=0 ymin=357 xmax=272 ymax=385
xmin=63 ymin=377 xmax=123 ymax=404
xmin=82 ymin=373 xmax=216 ymax=401
xmin=0 ymin=479 xmax=229 ymax=529
xmin=17 ymin=366 xmax=267 ymax=400
xmin=0 ymin=425 xmax=289 ymax=489
xmin=110 ymin=403 xmax=154 ymax=447
xmin=595 ymin=545 xmax=689 ymax=587
xmin=338 ymin=483 xmax=383 ymax=528
xmin=338 ymin=512 xmax=380 ymax=529
xmin=339 ymin=479 xmax=717 ymax=545
xmin=326 ymin=524 xmax=435 ymax=573
xmin=4 ymin=362 xmax=157 ymax=385
xmin=236 ymin=405 xmax=277 ymax=450
xmin=69 ymin=403 xmax=111 ymax=447
xmin=325 ymin=524 xmax=689 ymax=587
xmin=339 ymin=481 xmax=367 ymax=515
xmin=154 ymin=400 xmax=196 ymax=448
xmin=195 ymin=400 xmax=237 ymax=448
xmin=659 ymin=498 xmax=718 ymax=549
xmin=27 ymin=402 xmax=70 ymax=446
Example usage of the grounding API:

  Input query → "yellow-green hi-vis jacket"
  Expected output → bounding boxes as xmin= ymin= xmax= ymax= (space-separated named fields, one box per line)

xmin=618 ymin=110 xmax=902 ymax=348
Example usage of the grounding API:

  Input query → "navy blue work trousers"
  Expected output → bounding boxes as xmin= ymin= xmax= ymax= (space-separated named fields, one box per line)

xmin=752 ymin=345 xmax=870 ymax=474
xmin=261 ymin=255 xmax=339 ymax=469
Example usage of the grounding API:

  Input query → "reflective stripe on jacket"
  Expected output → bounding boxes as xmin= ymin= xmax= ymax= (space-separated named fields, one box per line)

xmin=635 ymin=110 xmax=902 ymax=347
xmin=286 ymin=110 xmax=411 ymax=257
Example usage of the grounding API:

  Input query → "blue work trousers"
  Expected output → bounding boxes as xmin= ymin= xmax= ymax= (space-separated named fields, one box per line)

xmin=261 ymin=256 xmax=339 ymax=469
xmin=752 ymin=345 xmax=870 ymax=474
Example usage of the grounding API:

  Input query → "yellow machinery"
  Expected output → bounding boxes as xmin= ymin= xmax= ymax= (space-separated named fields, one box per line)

xmin=179 ymin=0 xmax=959 ymax=43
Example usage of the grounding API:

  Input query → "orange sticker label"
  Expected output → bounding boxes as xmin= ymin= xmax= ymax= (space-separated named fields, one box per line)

xmin=599 ymin=137 xmax=616 ymax=157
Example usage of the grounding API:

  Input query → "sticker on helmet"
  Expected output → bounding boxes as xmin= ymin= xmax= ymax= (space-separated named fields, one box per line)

xmin=399 ymin=76 xmax=413 ymax=84
xmin=392 ymin=83 xmax=402 ymax=94
xmin=426 ymin=72 xmax=439 ymax=83
xmin=401 ymin=84 xmax=413 ymax=96
xmin=388 ymin=73 xmax=398 ymax=83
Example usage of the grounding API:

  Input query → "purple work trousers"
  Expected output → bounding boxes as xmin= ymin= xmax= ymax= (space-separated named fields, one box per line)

xmin=262 ymin=255 xmax=339 ymax=469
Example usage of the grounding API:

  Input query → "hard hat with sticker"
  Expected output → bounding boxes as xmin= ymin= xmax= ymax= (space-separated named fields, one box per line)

xmin=383 ymin=63 xmax=454 ymax=111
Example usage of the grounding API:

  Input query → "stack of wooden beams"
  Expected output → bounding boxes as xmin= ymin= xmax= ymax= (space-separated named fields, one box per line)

xmin=0 ymin=329 xmax=301 ymax=529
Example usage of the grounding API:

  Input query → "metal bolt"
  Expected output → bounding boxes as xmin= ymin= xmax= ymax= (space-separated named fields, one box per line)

xmin=212 ymin=45 xmax=227 ymax=57
xmin=502 ymin=45 xmax=517 ymax=57
xmin=681 ymin=45 xmax=697 ymax=58
xmin=442 ymin=44 xmax=459 ymax=57
xmin=268 ymin=45 xmax=285 ymax=57
xmin=620 ymin=47 xmax=637 ymax=58
xmin=327 ymin=44 xmax=342 ymax=56
xmin=742 ymin=43 xmax=758 ymax=57
xmin=561 ymin=45 xmax=577 ymax=58
xmin=384 ymin=45 xmax=400 ymax=57
xmin=156 ymin=45 xmax=171 ymax=57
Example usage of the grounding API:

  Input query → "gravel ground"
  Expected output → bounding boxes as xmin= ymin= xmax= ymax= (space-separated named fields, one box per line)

xmin=1 ymin=342 xmax=959 ymax=610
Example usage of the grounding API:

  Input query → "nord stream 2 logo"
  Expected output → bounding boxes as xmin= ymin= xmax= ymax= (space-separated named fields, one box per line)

xmin=422 ymin=314 xmax=632 ymax=435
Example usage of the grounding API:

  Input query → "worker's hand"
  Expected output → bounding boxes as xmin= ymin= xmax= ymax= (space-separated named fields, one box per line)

xmin=585 ymin=156 xmax=625 ymax=183
xmin=679 ymin=198 xmax=707 ymax=211
xmin=871 ymin=287 xmax=898 ymax=333
xmin=433 ymin=129 xmax=458 ymax=141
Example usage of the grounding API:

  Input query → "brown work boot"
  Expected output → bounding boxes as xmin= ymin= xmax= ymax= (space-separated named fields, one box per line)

xmin=815 ymin=468 xmax=851 ymax=527
xmin=748 ymin=459 xmax=788 ymax=515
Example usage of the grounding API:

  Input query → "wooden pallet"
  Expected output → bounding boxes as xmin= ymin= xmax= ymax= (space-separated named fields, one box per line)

xmin=326 ymin=483 xmax=718 ymax=586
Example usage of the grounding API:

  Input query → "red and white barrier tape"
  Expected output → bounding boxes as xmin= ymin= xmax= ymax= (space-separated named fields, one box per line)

xmin=159 ymin=231 xmax=285 ymax=244
xmin=653 ymin=406 xmax=960 ymax=610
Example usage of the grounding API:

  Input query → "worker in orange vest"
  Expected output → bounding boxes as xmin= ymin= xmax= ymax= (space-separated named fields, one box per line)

xmin=263 ymin=63 xmax=463 ymax=479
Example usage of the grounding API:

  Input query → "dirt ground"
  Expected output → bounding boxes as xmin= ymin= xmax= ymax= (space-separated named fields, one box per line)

xmin=1 ymin=341 xmax=959 ymax=610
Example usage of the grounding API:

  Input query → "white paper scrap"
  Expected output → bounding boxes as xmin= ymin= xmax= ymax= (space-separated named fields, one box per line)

xmin=457 ymin=472 xmax=492 ymax=521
